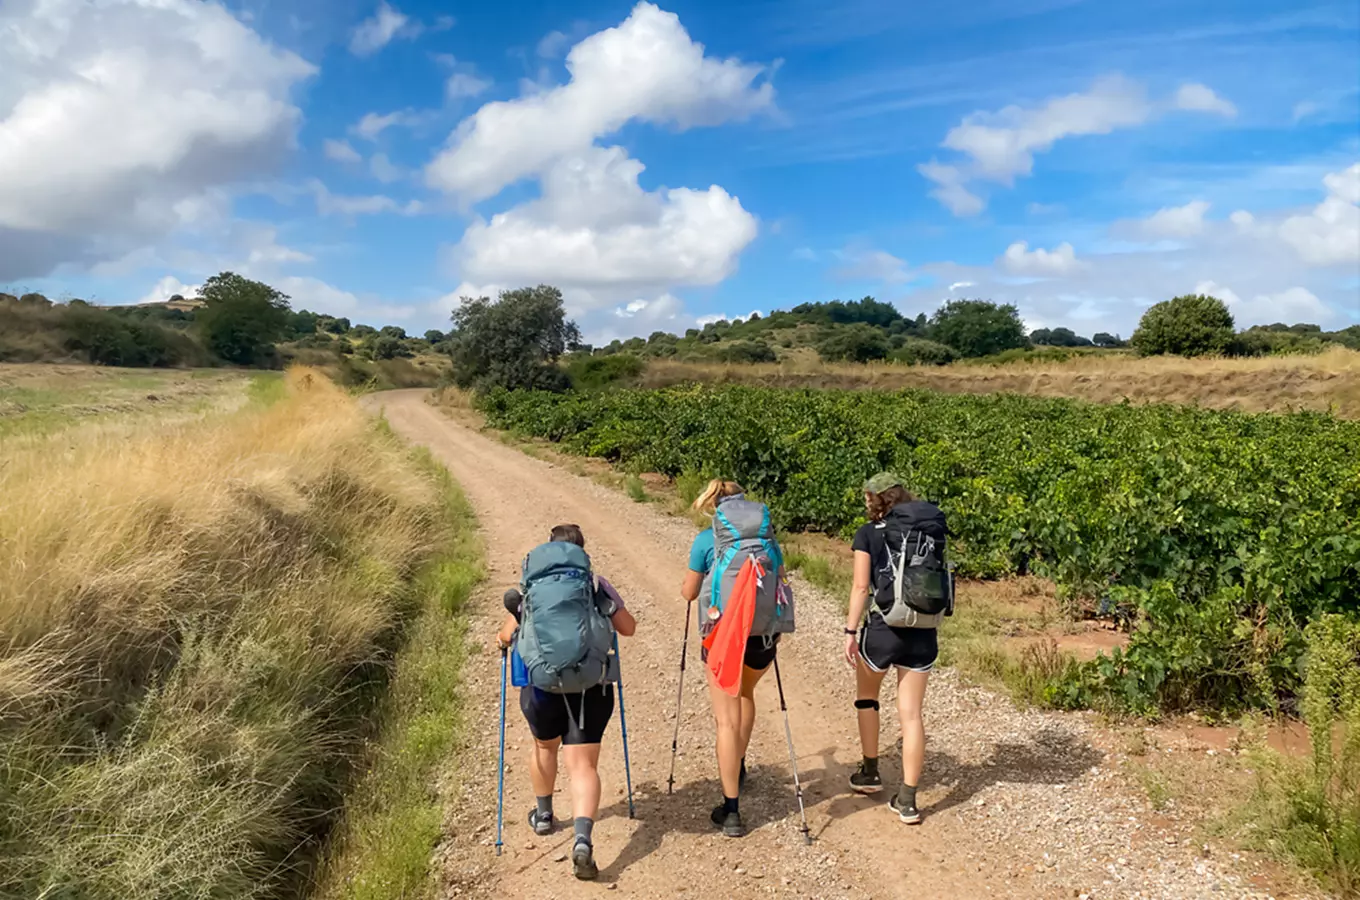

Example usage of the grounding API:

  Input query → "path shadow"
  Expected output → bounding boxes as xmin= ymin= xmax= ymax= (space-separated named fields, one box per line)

xmin=819 ymin=723 xmax=1103 ymax=825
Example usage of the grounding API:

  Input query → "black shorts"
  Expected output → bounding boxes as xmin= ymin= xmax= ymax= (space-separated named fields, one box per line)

xmin=859 ymin=617 xmax=937 ymax=673
xmin=520 ymin=684 xmax=615 ymax=745
xmin=700 ymin=634 xmax=779 ymax=671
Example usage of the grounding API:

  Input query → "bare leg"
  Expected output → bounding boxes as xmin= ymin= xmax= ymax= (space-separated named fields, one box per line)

xmin=562 ymin=743 xmax=603 ymax=820
xmin=897 ymin=668 xmax=930 ymax=787
xmin=707 ymin=668 xmax=743 ymax=798
xmin=736 ymin=664 xmax=770 ymax=765
xmin=855 ymin=660 xmax=888 ymax=759
xmin=529 ymin=738 xmax=561 ymax=798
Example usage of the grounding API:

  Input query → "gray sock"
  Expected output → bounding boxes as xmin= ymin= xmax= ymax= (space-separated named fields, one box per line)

xmin=898 ymin=784 xmax=918 ymax=808
xmin=536 ymin=796 xmax=553 ymax=819
xmin=574 ymin=816 xmax=594 ymax=847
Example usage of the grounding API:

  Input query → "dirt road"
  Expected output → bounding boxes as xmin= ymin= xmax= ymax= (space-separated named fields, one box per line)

xmin=366 ymin=391 xmax=1303 ymax=900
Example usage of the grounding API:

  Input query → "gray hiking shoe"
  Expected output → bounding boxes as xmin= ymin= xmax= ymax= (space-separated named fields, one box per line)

xmin=849 ymin=761 xmax=883 ymax=794
xmin=527 ymin=808 xmax=553 ymax=836
xmin=889 ymin=789 xmax=921 ymax=824
xmin=710 ymin=803 xmax=746 ymax=837
xmin=571 ymin=840 xmax=598 ymax=880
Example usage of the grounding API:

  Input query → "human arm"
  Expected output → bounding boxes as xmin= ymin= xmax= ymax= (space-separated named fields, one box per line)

xmin=611 ymin=607 xmax=637 ymax=637
xmin=496 ymin=612 xmax=517 ymax=650
xmin=680 ymin=570 xmax=703 ymax=604
xmin=680 ymin=530 xmax=712 ymax=604
xmin=844 ymin=550 xmax=872 ymax=667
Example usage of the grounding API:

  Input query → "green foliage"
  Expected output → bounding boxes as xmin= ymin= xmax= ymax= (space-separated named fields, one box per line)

xmin=567 ymin=354 xmax=644 ymax=389
xmin=371 ymin=335 xmax=406 ymax=360
xmin=479 ymin=384 xmax=1360 ymax=714
xmin=1131 ymin=294 xmax=1235 ymax=357
xmin=196 ymin=272 xmax=291 ymax=365
xmin=816 ymin=324 xmax=892 ymax=362
xmin=1093 ymin=332 xmax=1128 ymax=348
xmin=448 ymin=285 xmax=580 ymax=392
xmin=889 ymin=337 xmax=959 ymax=366
xmin=61 ymin=306 xmax=201 ymax=367
xmin=715 ymin=340 xmax=778 ymax=364
xmin=1031 ymin=327 xmax=1093 ymax=347
xmin=929 ymin=299 xmax=1029 ymax=358
xmin=624 ymin=475 xmax=649 ymax=503
xmin=788 ymin=296 xmax=907 ymax=328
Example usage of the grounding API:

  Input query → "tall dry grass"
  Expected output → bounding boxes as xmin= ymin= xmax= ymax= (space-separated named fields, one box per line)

xmin=0 ymin=368 xmax=455 ymax=898
xmin=642 ymin=347 xmax=1360 ymax=418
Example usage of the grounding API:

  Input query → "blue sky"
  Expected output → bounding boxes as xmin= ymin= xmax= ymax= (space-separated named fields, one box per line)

xmin=2 ymin=0 xmax=1357 ymax=340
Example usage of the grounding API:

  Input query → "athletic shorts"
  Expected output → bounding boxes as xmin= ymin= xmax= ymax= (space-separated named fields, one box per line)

xmin=519 ymin=684 xmax=615 ymax=745
xmin=859 ymin=617 xmax=937 ymax=673
xmin=700 ymin=634 xmax=779 ymax=671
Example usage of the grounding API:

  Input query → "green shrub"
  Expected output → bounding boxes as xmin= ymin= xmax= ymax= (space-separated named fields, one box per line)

xmin=715 ymin=340 xmax=777 ymax=364
xmin=568 ymin=354 xmax=644 ymax=389
xmin=890 ymin=337 xmax=958 ymax=366
xmin=929 ymin=299 xmax=1029 ymax=358
xmin=1131 ymin=294 xmax=1235 ymax=357
xmin=815 ymin=324 xmax=891 ymax=362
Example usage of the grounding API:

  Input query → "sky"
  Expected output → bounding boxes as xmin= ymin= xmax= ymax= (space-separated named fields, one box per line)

xmin=2 ymin=0 xmax=1358 ymax=342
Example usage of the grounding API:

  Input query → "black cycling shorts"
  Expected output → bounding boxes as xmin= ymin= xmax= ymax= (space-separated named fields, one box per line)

xmin=700 ymin=634 xmax=779 ymax=671
xmin=859 ymin=616 xmax=937 ymax=673
xmin=520 ymin=684 xmax=615 ymax=745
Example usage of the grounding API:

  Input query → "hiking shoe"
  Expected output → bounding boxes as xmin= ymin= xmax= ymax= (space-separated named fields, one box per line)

xmin=710 ymin=804 xmax=746 ymax=838
xmin=889 ymin=790 xmax=921 ymax=824
xmin=849 ymin=761 xmax=883 ymax=794
xmin=527 ymin=808 xmax=553 ymax=836
xmin=571 ymin=840 xmax=598 ymax=880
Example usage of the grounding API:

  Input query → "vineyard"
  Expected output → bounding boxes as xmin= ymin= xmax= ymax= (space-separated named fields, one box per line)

xmin=480 ymin=385 xmax=1360 ymax=715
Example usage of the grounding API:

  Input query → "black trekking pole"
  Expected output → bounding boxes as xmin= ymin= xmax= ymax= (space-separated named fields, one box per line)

xmin=612 ymin=633 xmax=636 ymax=819
xmin=772 ymin=657 xmax=812 ymax=844
xmin=666 ymin=603 xmax=693 ymax=794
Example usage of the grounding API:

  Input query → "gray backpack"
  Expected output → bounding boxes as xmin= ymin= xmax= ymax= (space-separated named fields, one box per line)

xmin=873 ymin=502 xmax=954 ymax=629
xmin=516 ymin=541 xmax=616 ymax=694
xmin=699 ymin=496 xmax=795 ymax=637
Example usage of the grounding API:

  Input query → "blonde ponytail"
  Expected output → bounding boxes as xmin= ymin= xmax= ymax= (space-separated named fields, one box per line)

xmin=691 ymin=478 xmax=744 ymax=517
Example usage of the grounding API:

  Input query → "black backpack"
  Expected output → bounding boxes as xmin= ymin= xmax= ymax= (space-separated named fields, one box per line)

xmin=871 ymin=501 xmax=954 ymax=628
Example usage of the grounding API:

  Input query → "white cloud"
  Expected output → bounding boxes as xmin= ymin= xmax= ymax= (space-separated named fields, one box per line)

xmin=1278 ymin=163 xmax=1360 ymax=265
xmin=1292 ymin=101 xmax=1320 ymax=123
xmin=369 ymin=153 xmax=404 ymax=183
xmin=425 ymin=1 xmax=774 ymax=203
xmin=453 ymin=146 xmax=756 ymax=301
xmin=922 ymin=76 xmax=1234 ymax=216
xmin=323 ymin=139 xmax=363 ymax=163
xmin=353 ymin=110 xmax=427 ymax=141
xmin=1229 ymin=210 xmax=1255 ymax=230
xmin=0 ymin=0 xmax=314 ymax=281
xmin=138 ymin=275 xmax=201 ymax=304
xmin=308 ymin=181 xmax=423 ymax=217
xmin=1173 ymin=83 xmax=1237 ymax=118
xmin=1195 ymin=280 xmax=1331 ymax=324
xmin=834 ymin=247 xmax=912 ymax=283
xmin=245 ymin=228 xmax=314 ymax=266
xmin=349 ymin=2 xmax=420 ymax=57
xmin=611 ymin=293 xmax=683 ymax=324
xmin=696 ymin=313 xmax=728 ymax=326
xmin=447 ymin=72 xmax=493 ymax=100
xmin=792 ymin=247 xmax=817 ymax=261
xmin=1141 ymin=200 xmax=1212 ymax=238
xmin=948 ymin=281 xmax=975 ymax=292
xmin=537 ymin=30 xmax=572 ymax=59
xmin=1001 ymin=241 xmax=1080 ymax=275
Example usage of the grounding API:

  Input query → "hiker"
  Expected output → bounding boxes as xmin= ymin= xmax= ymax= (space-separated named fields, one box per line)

xmin=843 ymin=472 xmax=953 ymax=825
xmin=680 ymin=479 xmax=794 ymax=837
xmin=497 ymin=524 xmax=636 ymax=880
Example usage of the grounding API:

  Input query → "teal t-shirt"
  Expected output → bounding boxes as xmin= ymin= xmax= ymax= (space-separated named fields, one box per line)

xmin=687 ymin=527 xmax=784 ymax=575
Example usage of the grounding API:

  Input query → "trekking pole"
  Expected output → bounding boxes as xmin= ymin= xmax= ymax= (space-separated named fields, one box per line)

xmin=612 ymin=634 xmax=636 ymax=819
xmin=772 ymin=657 xmax=812 ymax=844
xmin=495 ymin=646 xmax=507 ymax=856
xmin=666 ymin=604 xmax=692 ymax=794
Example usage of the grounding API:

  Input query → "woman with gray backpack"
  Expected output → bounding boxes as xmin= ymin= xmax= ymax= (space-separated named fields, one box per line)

xmin=678 ymin=479 xmax=798 ymax=838
xmin=843 ymin=473 xmax=953 ymax=825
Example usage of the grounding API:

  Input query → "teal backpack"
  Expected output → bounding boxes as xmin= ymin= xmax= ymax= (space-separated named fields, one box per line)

xmin=698 ymin=496 xmax=795 ymax=638
xmin=516 ymin=541 xmax=616 ymax=694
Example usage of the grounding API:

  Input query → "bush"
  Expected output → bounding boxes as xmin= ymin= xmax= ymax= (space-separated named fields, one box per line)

xmin=889 ymin=337 xmax=958 ymax=366
xmin=567 ymin=354 xmax=644 ymax=389
xmin=196 ymin=272 xmax=292 ymax=366
xmin=448 ymin=285 xmax=580 ymax=392
xmin=815 ymin=324 xmax=891 ymax=362
xmin=1131 ymin=294 xmax=1235 ymax=357
xmin=371 ymin=335 xmax=403 ymax=360
xmin=929 ymin=299 xmax=1029 ymax=358
xmin=61 ymin=306 xmax=198 ymax=367
xmin=715 ymin=340 xmax=777 ymax=364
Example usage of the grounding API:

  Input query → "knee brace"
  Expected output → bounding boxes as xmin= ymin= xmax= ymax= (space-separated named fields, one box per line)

xmin=854 ymin=699 xmax=880 ymax=711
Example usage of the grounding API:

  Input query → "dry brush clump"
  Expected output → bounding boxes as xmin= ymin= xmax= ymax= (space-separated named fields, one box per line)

xmin=0 ymin=368 xmax=454 ymax=898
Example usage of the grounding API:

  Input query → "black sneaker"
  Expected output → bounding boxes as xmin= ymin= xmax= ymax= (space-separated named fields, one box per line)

xmin=890 ymin=790 xmax=921 ymax=824
xmin=710 ymin=803 xmax=746 ymax=838
xmin=571 ymin=840 xmax=598 ymax=880
xmin=849 ymin=761 xmax=883 ymax=794
xmin=527 ymin=808 xmax=553 ymax=836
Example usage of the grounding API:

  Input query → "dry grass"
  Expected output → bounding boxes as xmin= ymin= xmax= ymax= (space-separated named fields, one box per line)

xmin=642 ymin=347 xmax=1360 ymax=417
xmin=0 ymin=368 xmax=461 ymax=898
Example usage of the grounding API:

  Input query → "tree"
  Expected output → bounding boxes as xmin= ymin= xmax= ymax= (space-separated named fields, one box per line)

xmin=326 ymin=317 xmax=352 ymax=335
xmin=424 ymin=329 xmax=446 ymax=343
xmin=1092 ymin=332 xmax=1127 ymax=348
xmin=289 ymin=309 xmax=319 ymax=338
xmin=1130 ymin=294 xmax=1235 ymax=357
xmin=815 ymin=324 xmax=892 ymax=363
xmin=890 ymin=337 xmax=958 ymax=366
xmin=715 ymin=340 xmax=777 ymax=364
xmin=928 ymin=299 xmax=1028 ymax=358
xmin=448 ymin=285 xmax=580 ymax=392
xmin=1031 ymin=326 xmax=1092 ymax=347
xmin=371 ymin=335 xmax=403 ymax=359
xmin=380 ymin=325 xmax=407 ymax=340
xmin=196 ymin=272 xmax=290 ymax=365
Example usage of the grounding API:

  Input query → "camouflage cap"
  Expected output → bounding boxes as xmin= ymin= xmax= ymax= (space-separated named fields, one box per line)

xmin=863 ymin=471 xmax=905 ymax=494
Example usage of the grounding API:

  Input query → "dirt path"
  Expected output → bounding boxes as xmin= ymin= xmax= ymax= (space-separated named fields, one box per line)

xmin=366 ymin=391 xmax=1311 ymax=900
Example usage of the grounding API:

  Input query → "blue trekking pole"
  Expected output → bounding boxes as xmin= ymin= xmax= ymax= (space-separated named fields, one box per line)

xmin=612 ymin=634 xmax=636 ymax=819
xmin=495 ymin=645 xmax=507 ymax=856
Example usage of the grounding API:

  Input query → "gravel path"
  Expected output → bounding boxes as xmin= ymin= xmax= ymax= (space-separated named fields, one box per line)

xmin=365 ymin=390 xmax=1316 ymax=900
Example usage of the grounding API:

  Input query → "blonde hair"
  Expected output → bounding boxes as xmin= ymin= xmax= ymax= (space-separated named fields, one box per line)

xmin=865 ymin=485 xmax=917 ymax=522
xmin=691 ymin=479 xmax=744 ymax=517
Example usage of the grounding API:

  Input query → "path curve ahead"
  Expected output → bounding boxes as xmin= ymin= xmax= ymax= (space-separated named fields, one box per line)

xmin=365 ymin=390 xmax=1292 ymax=900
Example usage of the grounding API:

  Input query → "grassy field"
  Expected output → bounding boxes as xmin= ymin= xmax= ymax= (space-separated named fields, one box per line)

xmin=0 ymin=367 xmax=477 ymax=899
xmin=640 ymin=346 xmax=1360 ymax=418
